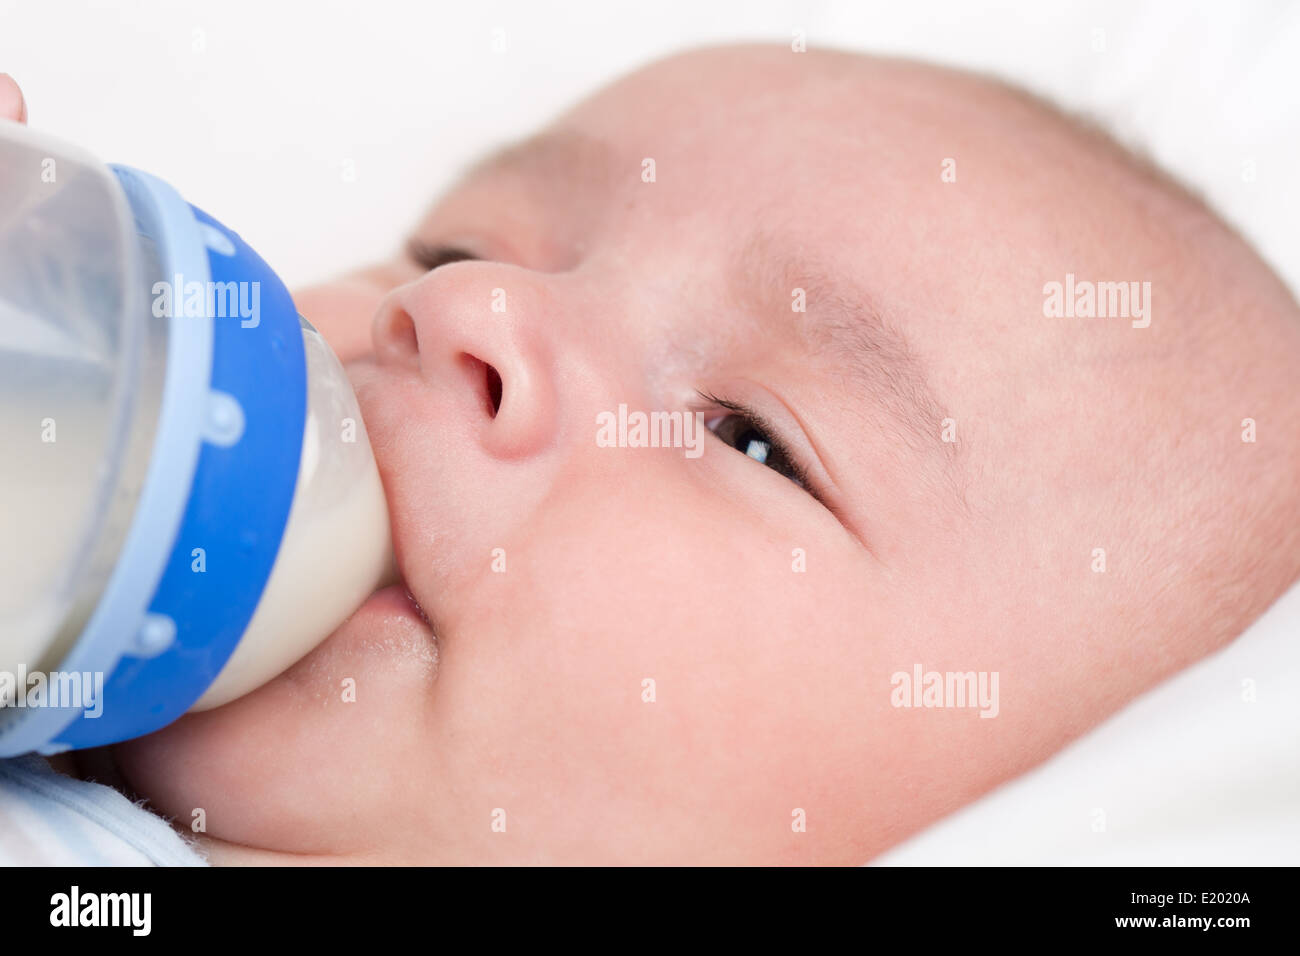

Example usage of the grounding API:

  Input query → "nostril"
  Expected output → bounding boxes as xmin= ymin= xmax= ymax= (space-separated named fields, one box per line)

xmin=458 ymin=354 xmax=503 ymax=419
xmin=376 ymin=307 xmax=420 ymax=365
xmin=485 ymin=364 xmax=502 ymax=418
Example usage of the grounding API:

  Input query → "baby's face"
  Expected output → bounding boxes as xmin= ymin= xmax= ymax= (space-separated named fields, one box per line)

xmin=111 ymin=47 xmax=1279 ymax=864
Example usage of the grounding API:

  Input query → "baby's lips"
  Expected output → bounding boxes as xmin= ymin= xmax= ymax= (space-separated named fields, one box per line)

xmin=0 ymin=74 xmax=27 ymax=123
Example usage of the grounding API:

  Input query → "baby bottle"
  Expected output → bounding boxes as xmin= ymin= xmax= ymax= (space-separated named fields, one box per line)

xmin=0 ymin=121 xmax=395 ymax=756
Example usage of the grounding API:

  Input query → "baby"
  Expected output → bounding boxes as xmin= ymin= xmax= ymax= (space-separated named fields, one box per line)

xmin=6 ymin=44 xmax=1300 ymax=865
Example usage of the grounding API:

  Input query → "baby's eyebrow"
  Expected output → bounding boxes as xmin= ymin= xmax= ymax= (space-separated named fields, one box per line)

xmin=733 ymin=231 xmax=954 ymax=463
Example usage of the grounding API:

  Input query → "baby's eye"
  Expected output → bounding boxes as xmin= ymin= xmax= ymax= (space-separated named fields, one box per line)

xmin=706 ymin=408 xmax=807 ymax=489
xmin=407 ymin=240 xmax=479 ymax=271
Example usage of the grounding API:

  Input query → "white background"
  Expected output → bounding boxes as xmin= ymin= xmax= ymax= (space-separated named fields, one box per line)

xmin=1 ymin=0 xmax=1296 ymax=292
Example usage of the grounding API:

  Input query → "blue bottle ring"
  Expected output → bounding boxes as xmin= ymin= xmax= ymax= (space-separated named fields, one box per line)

xmin=0 ymin=166 xmax=306 ymax=755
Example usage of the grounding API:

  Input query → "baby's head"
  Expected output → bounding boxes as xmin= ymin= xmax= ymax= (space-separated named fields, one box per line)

xmin=112 ymin=45 xmax=1300 ymax=864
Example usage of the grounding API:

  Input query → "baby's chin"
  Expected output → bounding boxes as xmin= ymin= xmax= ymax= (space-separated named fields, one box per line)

xmin=110 ymin=589 xmax=441 ymax=855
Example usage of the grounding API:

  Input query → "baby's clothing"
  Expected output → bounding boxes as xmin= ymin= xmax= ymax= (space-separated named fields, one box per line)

xmin=0 ymin=754 xmax=207 ymax=866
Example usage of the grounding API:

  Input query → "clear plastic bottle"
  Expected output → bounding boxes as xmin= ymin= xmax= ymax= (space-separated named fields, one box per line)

xmin=0 ymin=120 xmax=394 ymax=753
xmin=192 ymin=317 xmax=395 ymax=711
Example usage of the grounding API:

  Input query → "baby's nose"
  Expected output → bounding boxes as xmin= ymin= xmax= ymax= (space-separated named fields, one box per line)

xmin=370 ymin=264 xmax=557 ymax=461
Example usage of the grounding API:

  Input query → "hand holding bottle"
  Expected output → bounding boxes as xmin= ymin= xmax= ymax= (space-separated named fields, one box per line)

xmin=0 ymin=74 xmax=26 ymax=125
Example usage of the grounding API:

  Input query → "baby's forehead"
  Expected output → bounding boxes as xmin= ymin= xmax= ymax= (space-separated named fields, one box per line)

xmin=556 ymin=46 xmax=1193 ymax=220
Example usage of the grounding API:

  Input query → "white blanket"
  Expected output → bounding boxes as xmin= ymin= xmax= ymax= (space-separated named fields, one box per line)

xmin=874 ymin=579 xmax=1300 ymax=865
xmin=0 ymin=755 xmax=207 ymax=866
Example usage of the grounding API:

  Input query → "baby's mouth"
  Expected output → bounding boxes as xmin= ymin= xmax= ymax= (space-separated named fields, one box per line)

xmin=364 ymin=507 xmax=438 ymax=648
xmin=403 ymin=583 xmax=434 ymax=630
xmin=347 ymin=357 xmax=441 ymax=651
xmin=381 ymin=509 xmax=437 ymax=640
xmin=345 ymin=581 xmax=440 ymax=669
